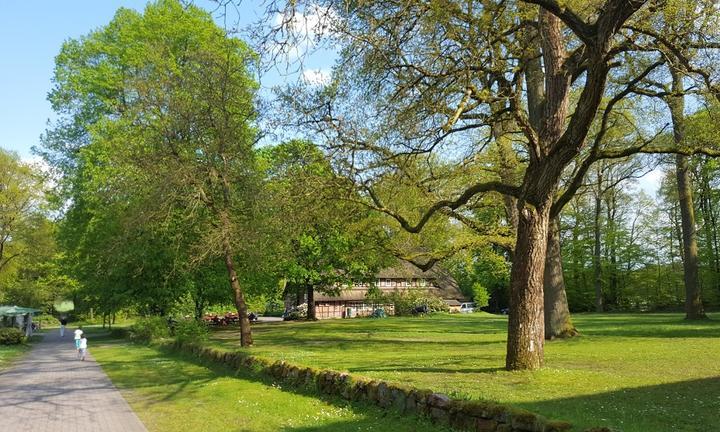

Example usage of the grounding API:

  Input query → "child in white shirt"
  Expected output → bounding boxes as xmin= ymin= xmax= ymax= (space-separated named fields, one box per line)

xmin=78 ymin=333 xmax=88 ymax=361
xmin=73 ymin=327 xmax=83 ymax=353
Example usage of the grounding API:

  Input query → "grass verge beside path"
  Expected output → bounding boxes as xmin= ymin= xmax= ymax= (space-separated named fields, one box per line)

xmin=209 ymin=313 xmax=720 ymax=432
xmin=91 ymin=335 xmax=453 ymax=432
xmin=0 ymin=332 xmax=43 ymax=370
xmin=0 ymin=343 xmax=30 ymax=370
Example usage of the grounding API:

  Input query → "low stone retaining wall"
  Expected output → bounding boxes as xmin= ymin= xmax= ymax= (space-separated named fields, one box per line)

xmin=165 ymin=341 xmax=606 ymax=432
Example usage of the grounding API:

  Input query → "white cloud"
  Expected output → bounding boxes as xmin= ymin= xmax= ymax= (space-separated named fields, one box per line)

xmin=21 ymin=154 xmax=58 ymax=189
xmin=638 ymin=167 xmax=664 ymax=197
xmin=270 ymin=5 xmax=340 ymax=60
xmin=301 ymin=68 xmax=331 ymax=85
xmin=21 ymin=155 xmax=50 ymax=173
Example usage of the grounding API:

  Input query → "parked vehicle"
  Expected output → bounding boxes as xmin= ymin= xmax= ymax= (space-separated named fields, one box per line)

xmin=459 ymin=302 xmax=476 ymax=313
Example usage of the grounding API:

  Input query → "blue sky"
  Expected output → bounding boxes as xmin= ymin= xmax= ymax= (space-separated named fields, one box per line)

xmin=0 ymin=1 xmax=659 ymax=194
xmin=0 ymin=0 xmax=330 ymax=159
xmin=0 ymin=1 xmax=150 ymax=159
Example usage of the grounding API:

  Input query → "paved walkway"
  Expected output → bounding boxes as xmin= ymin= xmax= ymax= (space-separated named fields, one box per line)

xmin=0 ymin=330 xmax=147 ymax=432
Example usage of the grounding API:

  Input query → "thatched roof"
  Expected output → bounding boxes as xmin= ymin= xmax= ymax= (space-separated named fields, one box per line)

xmin=376 ymin=260 xmax=436 ymax=279
xmin=314 ymin=260 xmax=467 ymax=302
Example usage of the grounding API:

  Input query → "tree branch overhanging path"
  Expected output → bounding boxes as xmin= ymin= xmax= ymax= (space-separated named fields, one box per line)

xmin=266 ymin=0 xmax=720 ymax=370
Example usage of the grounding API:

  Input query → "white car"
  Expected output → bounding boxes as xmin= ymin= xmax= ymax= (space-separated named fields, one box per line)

xmin=459 ymin=302 xmax=476 ymax=313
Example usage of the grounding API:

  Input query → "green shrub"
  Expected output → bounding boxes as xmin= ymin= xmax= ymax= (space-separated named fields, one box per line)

xmin=174 ymin=319 xmax=209 ymax=343
xmin=385 ymin=291 xmax=449 ymax=316
xmin=471 ymin=282 xmax=490 ymax=308
xmin=129 ymin=317 xmax=171 ymax=343
xmin=0 ymin=327 xmax=25 ymax=345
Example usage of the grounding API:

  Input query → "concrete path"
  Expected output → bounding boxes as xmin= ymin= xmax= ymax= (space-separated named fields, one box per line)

xmin=0 ymin=331 xmax=147 ymax=432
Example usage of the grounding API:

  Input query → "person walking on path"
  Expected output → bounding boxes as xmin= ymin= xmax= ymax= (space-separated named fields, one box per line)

xmin=78 ymin=333 xmax=88 ymax=360
xmin=0 ymin=328 xmax=147 ymax=431
xmin=74 ymin=326 xmax=83 ymax=353
xmin=59 ymin=317 xmax=67 ymax=337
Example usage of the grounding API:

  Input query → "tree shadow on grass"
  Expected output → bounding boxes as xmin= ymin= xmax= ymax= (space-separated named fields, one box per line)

xmin=349 ymin=365 xmax=505 ymax=374
xmin=572 ymin=313 xmax=720 ymax=338
xmin=522 ymin=376 xmax=720 ymax=432
xmin=280 ymin=415 xmax=456 ymax=432
xmin=213 ymin=315 xmax=509 ymax=339
xmin=98 ymin=341 xmax=453 ymax=432
xmin=93 ymin=346 xmax=219 ymax=404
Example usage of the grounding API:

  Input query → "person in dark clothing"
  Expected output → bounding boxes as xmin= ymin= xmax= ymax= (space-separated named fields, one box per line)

xmin=59 ymin=317 xmax=68 ymax=337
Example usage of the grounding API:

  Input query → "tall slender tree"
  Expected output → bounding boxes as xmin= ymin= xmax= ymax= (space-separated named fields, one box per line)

xmin=42 ymin=0 xmax=261 ymax=345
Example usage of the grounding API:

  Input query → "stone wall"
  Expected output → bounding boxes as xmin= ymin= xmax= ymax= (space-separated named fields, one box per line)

xmin=166 ymin=341 xmax=607 ymax=432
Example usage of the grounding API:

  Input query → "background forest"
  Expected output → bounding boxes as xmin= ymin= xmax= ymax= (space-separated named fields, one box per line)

xmin=4 ymin=120 xmax=720 ymax=316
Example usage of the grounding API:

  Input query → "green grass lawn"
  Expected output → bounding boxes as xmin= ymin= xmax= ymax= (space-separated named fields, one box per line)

xmin=0 ymin=343 xmax=30 ymax=370
xmin=207 ymin=313 xmax=720 ymax=432
xmin=91 ymin=336 xmax=453 ymax=432
xmin=0 ymin=330 xmax=43 ymax=370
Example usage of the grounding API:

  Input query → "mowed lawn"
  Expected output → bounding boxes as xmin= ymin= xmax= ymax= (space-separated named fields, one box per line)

xmin=91 ymin=338 xmax=452 ymax=432
xmin=209 ymin=313 xmax=720 ymax=432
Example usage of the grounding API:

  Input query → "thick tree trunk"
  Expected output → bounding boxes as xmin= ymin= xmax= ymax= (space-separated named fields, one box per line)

xmin=306 ymin=285 xmax=316 ymax=320
xmin=675 ymin=154 xmax=705 ymax=319
xmin=503 ymin=2 xmax=638 ymax=369
xmin=506 ymin=202 xmax=551 ymax=370
xmin=544 ymin=217 xmax=578 ymax=339
xmin=222 ymin=235 xmax=253 ymax=346
xmin=668 ymin=70 xmax=705 ymax=320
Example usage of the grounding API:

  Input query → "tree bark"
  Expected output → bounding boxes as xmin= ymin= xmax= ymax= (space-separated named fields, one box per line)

xmin=544 ymin=217 xmax=578 ymax=339
xmin=306 ymin=285 xmax=316 ymax=320
xmin=504 ymin=1 xmax=639 ymax=369
xmin=506 ymin=198 xmax=552 ymax=370
xmin=668 ymin=70 xmax=706 ymax=320
xmin=676 ymin=154 xmax=704 ymax=319
xmin=221 ymin=231 xmax=253 ymax=346
xmin=506 ymin=10 xmax=570 ymax=370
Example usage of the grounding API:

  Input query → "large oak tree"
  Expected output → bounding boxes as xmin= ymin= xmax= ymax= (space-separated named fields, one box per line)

xmin=267 ymin=0 xmax=720 ymax=369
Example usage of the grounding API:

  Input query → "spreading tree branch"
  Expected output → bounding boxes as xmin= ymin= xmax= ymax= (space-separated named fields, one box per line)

xmin=365 ymin=181 xmax=521 ymax=234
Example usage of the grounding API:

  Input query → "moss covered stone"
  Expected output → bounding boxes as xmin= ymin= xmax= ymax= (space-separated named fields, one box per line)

xmin=544 ymin=420 xmax=572 ymax=432
xmin=475 ymin=417 xmax=499 ymax=432
xmin=165 ymin=341 xmax=591 ymax=432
